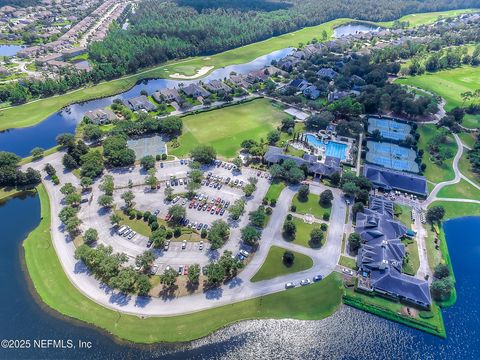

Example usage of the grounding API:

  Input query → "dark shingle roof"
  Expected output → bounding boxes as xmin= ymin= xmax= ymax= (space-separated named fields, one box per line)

xmin=364 ymin=164 xmax=428 ymax=196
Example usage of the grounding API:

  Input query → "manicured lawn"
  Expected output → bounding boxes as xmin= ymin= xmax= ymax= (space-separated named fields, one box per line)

xmin=339 ymin=255 xmax=357 ymax=270
xmin=437 ymin=179 xmax=480 ymax=201
xmin=458 ymin=131 xmax=477 ymax=148
xmin=378 ymin=8 xmax=479 ymax=28
xmin=394 ymin=204 xmax=412 ymax=228
xmin=251 ymin=245 xmax=313 ymax=282
xmin=402 ymin=238 xmax=420 ymax=276
xmin=291 ymin=193 xmax=331 ymax=220
xmin=265 ymin=181 xmax=286 ymax=202
xmin=429 ymin=200 xmax=480 ymax=219
xmin=24 ymin=185 xmax=345 ymax=343
xmin=396 ymin=66 xmax=480 ymax=112
xmin=115 ymin=210 xmax=153 ymax=237
xmin=169 ymin=99 xmax=284 ymax=159
xmin=286 ymin=217 xmax=326 ymax=249
xmin=417 ymin=125 xmax=457 ymax=184
xmin=463 ymin=114 xmax=480 ymax=130
xmin=458 ymin=151 xmax=480 ymax=186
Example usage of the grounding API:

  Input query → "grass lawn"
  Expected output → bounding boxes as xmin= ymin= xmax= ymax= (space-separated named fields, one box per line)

xmin=115 ymin=210 xmax=153 ymax=237
xmin=402 ymin=238 xmax=420 ymax=276
xmin=458 ymin=132 xmax=477 ymax=148
xmin=437 ymin=179 xmax=480 ymax=201
xmin=417 ymin=124 xmax=457 ymax=184
xmin=429 ymin=200 xmax=480 ymax=219
xmin=396 ymin=66 xmax=480 ymax=112
xmin=394 ymin=204 xmax=412 ymax=228
xmin=286 ymin=217 xmax=326 ymax=249
xmin=265 ymin=181 xmax=286 ymax=202
xmin=378 ymin=8 xmax=478 ymax=28
xmin=458 ymin=151 xmax=480 ymax=186
xmin=251 ymin=245 xmax=313 ymax=282
xmin=292 ymin=193 xmax=331 ymax=220
xmin=463 ymin=114 xmax=480 ymax=130
xmin=168 ymin=99 xmax=284 ymax=159
xmin=339 ymin=255 xmax=358 ymax=270
xmin=24 ymin=185 xmax=345 ymax=343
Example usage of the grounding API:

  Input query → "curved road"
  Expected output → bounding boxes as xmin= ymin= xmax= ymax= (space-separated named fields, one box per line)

xmin=26 ymin=152 xmax=346 ymax=317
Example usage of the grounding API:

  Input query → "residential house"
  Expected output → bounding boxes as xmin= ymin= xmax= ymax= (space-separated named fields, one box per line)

xmin=303 ymin=85 xmax=320 ymax=100
xmin=181 ymin=83 xmax=211 ymax=98
xmin=317 ymin=68 xmax=339 ymax=80
xmin=204 ymin=79 xmax=232 ymax=94
xmin=289 ymin=78 xmax=310 ymax=92
xmin=84 ymin=108 xmax=117 ymax=125
xmin=245 ymin=69 xmax=269 ymax=84
xmin=153 ymin=88 xmax=182 ymax=104
xmin=123 ymin=95 xmax=156 ymax=112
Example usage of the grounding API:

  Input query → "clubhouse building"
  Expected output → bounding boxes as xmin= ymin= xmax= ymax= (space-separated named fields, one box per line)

xmin=355 ymin=197 xmax=431 ymax=309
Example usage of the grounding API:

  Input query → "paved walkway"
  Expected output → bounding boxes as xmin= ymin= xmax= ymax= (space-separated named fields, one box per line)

xmin=25 ymin=153 xmax=346 ymax=317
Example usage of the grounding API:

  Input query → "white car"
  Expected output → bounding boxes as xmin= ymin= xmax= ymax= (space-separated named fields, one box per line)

xmin=285 ymin=282 xmax=296 ymax=289
xmin=300 ymin=279 xmax=312 ymax=286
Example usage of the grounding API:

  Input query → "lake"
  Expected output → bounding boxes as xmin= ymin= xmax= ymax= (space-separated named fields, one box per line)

xmin=333 ymin=23 xmax=380 ymax=38
xmin=1 ymin=192 xmax=479 ymax=359
xmin=0 ymin=47 xmax=293 ymax=157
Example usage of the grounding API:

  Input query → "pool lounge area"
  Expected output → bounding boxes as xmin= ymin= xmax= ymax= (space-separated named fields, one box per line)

xmin=305 ymin=134 xmax=348 ymax=161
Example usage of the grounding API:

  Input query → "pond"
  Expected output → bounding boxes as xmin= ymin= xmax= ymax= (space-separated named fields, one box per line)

xmin=2 ymin=190 xmax=479 ymax=359
xmin=333 ymin=23 xmax=380 ymax=38
xmin=0 ymin=47 xmax=293 ymax=157
xmin=0 ymin=44 xmax=25 ymax=57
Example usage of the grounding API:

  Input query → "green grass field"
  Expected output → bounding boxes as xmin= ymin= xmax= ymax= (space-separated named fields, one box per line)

xmin=402 ymin=238 xmax=420 ymax=276
xmin=437 ymin=179 xmax=480 ymax=201
xmin=265 ymin=181 xmax=286 ymax=202
xmin=394 ymin=204 xmax=412 ymax=228
xmin=251 ymin=246 xmax=313 ymax=282
xmin=286 ymin=217 xmax=326 ymax=249
xmin=463 ymin=114 xmax=480 ymax=129
xmin=458 ymin=132 xmax=477 ymax=148
xmin=169 ymin=99 xmax=284 ymax=158
xmin=458 ymin=151 xmax=480 ymax=186
xmin=378 ymin=8 xmax=479 ymax=28
xmin=291 ymin=193 xmax=331 ymax=219
xmin=397 ymin=66 xmax=480 ymax=128
xmin=23 ymin=185 xmax=345 ymax=343
xmin=430 ymin=200 xmax=480 ymax=219
xmin=339 ymin=255 xmax=358 ymax=270
xmin=417 ymin=125 xmax=457 ymax=184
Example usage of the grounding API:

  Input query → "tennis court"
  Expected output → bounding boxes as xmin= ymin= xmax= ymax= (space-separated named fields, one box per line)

xmin=366 ymin=141 xmax=419 ymax=173
xmin=368 ymin=117 xmax=411 ymax=141
xmin=127 ymin=135 xmax=166 ymax=159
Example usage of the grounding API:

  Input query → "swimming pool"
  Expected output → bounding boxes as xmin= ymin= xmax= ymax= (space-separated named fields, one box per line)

xmin=305 ymin=134 xmax=347 ymax=160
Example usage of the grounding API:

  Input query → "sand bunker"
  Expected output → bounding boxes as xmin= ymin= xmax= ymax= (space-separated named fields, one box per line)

xmin=169 ymin=66 xmax=214 ymax=79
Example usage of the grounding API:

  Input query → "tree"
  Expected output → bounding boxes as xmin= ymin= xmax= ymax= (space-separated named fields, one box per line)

xmin=281 ymin=117 xmax=295 ymax=132
xmin=59 ymin=206 xmax=77 ymax=223
xmin=241 ymin=226 xmax=261 ymax=246
xmin=98 ymin=194 xmax=114 ymax=208
xmin=188 ymin=264 xmax=201 ymax=284
xmin=243 ymin=183 xmax=256 ymax=197
xmin=65 ymin=216 xmax=82 ymax=235
xmin=430 ymin=277 xmax=454 ymax=301
xmin=83 ymin=124 xmax=103 ymax=142
xmin=44 ymin=163 xmax=56 ymax=177
xmin=80 ymin=150 xmax=104 ymax=179
xmin=83 ymin=228 xmax=98 ymax=245
xmin=62 ymin=153 xmax=78 ymax=170
xmin=103 ymin=135 xmax=136 ymax=167
xmin=309 ymin=228 xmax=324 ymax=247
xmin=80 ymin=176 xmax=93 ymax=190
xmin=135 ymin=251 xmax=155 ymax=273
xmin=283 ymin=219 xmax=296 ymax=238
xmin=283 ymin=251 xmax=295 ymax=266
xmin=140 ymin=155 xmax=156 ymax=170
xmin=218 ymin=250 xmax=242 ymax=277
xmin=228 ymin=199 xmax=245 ymax=220
xmin=319 ymin=189 xmax=334 ymax=207
xmin=110 ymin=213 xmax=122 ymax=226
xmin=56 ymin=133 xmax=75 ymax=147
xmin=65 ymin=192 xmax=81 ymax=206
xmin=164 ymin=186 xmax=174 ymax=201
xmin=348 ymin=232 xmax=362 ymax=251
xmin=60 ymin=183 xmax=76 ymax=195
xmin=160 ymin=267 xmax=178 ymax=287
xmin=434 ymin=263 xmax=450 ymax=279
xmin=352 ymin=202 xmax=364 ymax=217
xmin=298 ymin=184 xmax=310 ymax=202
xmin=267 ymin=130 xmax=281 ymax=145
xmin=330 ymin=172 xmax=341 ymax=186
xmin=205 ymin=262 xmax=226 ymax=285
xmin=145 ymin=168 xmax=158 ymax=189
xmin=426 ymin=206 xmax=445 ymax=224
xmin=109 ymin=267 xmax=138 ymax=294
xmin=121 ymin=190 xmax=135 ymax=208
xmin=168 ymin=204 xmax=186 ymax=223
xmin=99 ymin=175 xmax=114 ymax=195
xmin=342 ymin=182 xmax=359 ymax=197
xmin=30 ymin=147 xmax=44 ymax=159
xmin=208 ymin=220 xmax=230 ymax=250
xmin=190 ymin=145 xmax=216 ymax=164
xmin=136 ymin=274 xmax=152 ymax=296
xmin=150 ymin=228 xmax=167 ymax=248
xmin=249 ymin=207 xmax=266 ymax=228
xmin=232 ymin=156 xmax=242 ymax=169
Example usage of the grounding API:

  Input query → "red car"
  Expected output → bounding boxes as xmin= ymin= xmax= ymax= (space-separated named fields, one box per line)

xmin=183 ymin=266 xmax=189 ymax=275
xmin=189 ymin=202 xmax=194 ymax=209
xmin=215 ymin=207 xmax=221 ymax=214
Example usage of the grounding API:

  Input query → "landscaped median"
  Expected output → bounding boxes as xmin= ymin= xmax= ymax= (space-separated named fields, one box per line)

xmin=23 ymin=185 xmax=344 ymax=343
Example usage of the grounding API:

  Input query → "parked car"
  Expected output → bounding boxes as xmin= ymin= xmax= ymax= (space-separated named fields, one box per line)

xmin=285 ymin=282 xmax=295 ymax=289
xmin=300 ymin=279 xmax=312 ymax=286
xmin=178 ymin=266 xmax=183 ymax=275
xmin=182 ymin=240 xmax=187 ymax=249
xmin=313 ymin=275 xmax=323 ymax=282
